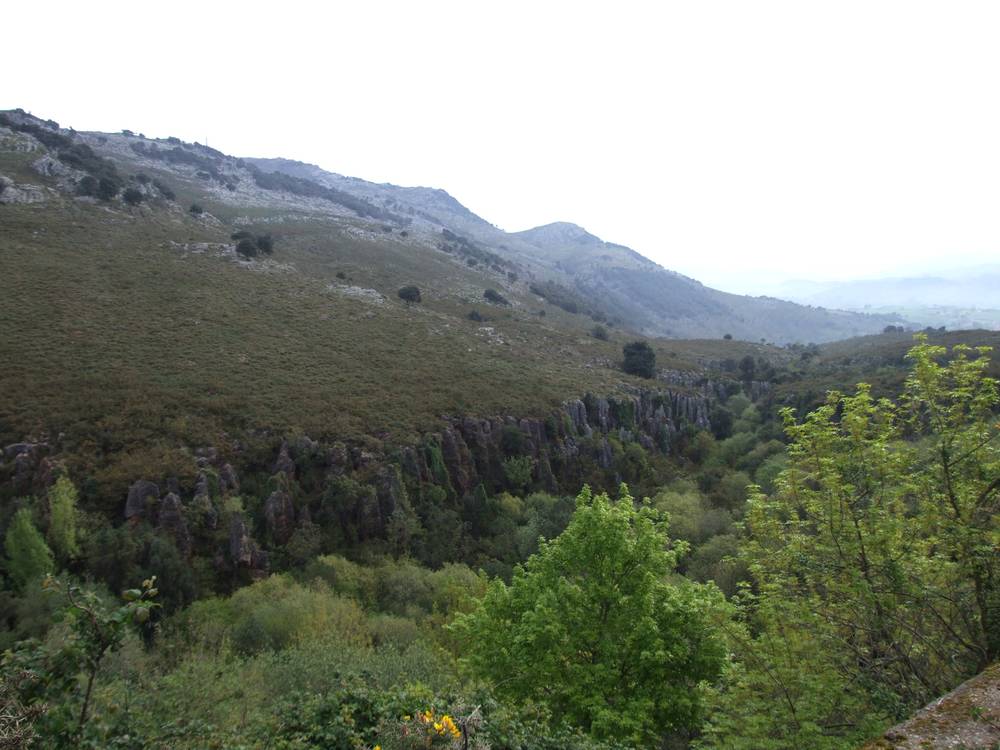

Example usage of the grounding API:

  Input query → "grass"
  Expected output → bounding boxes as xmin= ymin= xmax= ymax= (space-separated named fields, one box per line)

xmin=0 ymin=183 xmax=681 ymax=498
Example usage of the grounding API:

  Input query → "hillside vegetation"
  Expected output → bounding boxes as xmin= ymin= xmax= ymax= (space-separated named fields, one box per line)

xmin=2 ymin=109 xmax=999 ymax=750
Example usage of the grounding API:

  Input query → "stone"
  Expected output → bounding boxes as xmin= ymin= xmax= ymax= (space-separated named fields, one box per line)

xmin=264 ymin=490 xmax=296 ymax=544
xmin=219 ymin=463 xmax=239 ymax=494
xmin=272 ymin=441 xmax=295 ymax=478
xmin=125 ymin=480 xmax=159 ymax=521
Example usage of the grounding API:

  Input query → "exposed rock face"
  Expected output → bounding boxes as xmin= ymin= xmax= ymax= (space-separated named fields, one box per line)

xmin=3 ymin=442 xmax=50 ymax=494
xmin=418 ymin=385 xmax=715 ymax=495
xmin=264 ymin=490 xmax=296 ymax=544
xmin=124 ymin=480 xmax=159 ymax=521
xmin=861 ymin=664 xmax=1000 ymax=749
xmin=0 ymin=174 xmax=48 ymax=204
xmin=272 ymin=442 xmax=295 ymax=479
xmin=229 ymin=514 xmax=266 ymax=573
xmin=157 ymin=493 xmax=191 ymax=554
xmin=219 ymin=463 xmax=239 ymax=494
xmin=0 ymin=125 xmax=40 ymax=152
xmin=31 ymin=154 xmax=81 ymax=181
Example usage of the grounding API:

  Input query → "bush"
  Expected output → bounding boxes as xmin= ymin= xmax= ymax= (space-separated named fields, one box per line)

xmin=96 ymin=177 xmax=119 ymax=201
xmin=235 ymin=238 xmax=259 ymax=258
xmin=398 ymin=285 xmax=421 ymax=304
xmin=484 ymin=289 xmax=509 ymax=306
xmin=467 ymin=310 xmax=486 ymax=322
xmin=122 ymin=187 xmax=143 ymax=205
xmin=590 ymin=325 xmax=609 ymax=341
xmin=189 ymin=203 xmax=204 ymax=215
xmin=152 ymin=179 xmax=175 ymax=200
xmin=622 ymin=341 xmax=656 ymax=378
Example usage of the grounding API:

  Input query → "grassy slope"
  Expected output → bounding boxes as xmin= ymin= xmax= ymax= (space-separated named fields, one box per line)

xmin=1 ymin=140 xmax=783 ymax=500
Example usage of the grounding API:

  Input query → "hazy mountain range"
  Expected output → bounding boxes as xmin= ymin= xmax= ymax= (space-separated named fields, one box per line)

xmin=767 ymin=270 xmax=1000 ymax=330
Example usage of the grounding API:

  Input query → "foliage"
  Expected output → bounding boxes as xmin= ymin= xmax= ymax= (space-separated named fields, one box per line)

xmin=235 ymin=237 xmax=258 ymax=257
xmin=398 ymin=285 xmax=422 ymax=304
xmin=452 ymin=485 xmax=728 ymax=744
xmin=706 ymin=338 xmax=1000 ymax=747
xmin=122 ymin=187 xmax=143 ymax=206
xmin=622 ymin=341 xmax=656 ymax=378
xmin=502 ymin=456 xmax=534 ymax=491
xmin=590 ymin=324 xmax=609 ymax=341
xmin=4 ymin=509 xmax=54 ymax=590
xmin=2 ymin=576 xmax=159 ymax=746
xmin=483 ymin=288 xmax=509 ymax=306
xmin=47 ymin=476 xmax=80 ymax=564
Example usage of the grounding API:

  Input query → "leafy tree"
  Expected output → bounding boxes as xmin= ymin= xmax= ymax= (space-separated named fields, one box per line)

xmin=4 ymin=510 xmax=54 ymax=589
xmin=1 ymin=576 xmax=159 ymax=745
xmin=95 ymin=177 xmax=119 ymax=201
xmin=397 ymin=285 xmax=422 ymax=304
xmin=121 ymin=187 xmax=143 ymax=205
xmin=47 ymin=476 xmax=80 ymax=564
xmin=502 ymin=455 xmax=534 ymax=491
xmin=706 ymin=338 xmax=1000 ymax=747
xmin=452 ymin=485 xmax=727 ymax=744
xmin=590 ymin=324 xmax=609 ymax=341
xmin=235 ymin=237 xmax=259 ymax=257
xmin=622 ymin=341 xmax=656 ymax=378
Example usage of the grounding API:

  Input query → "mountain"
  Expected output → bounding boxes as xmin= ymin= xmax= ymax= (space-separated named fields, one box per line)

xmin=244 ymin=157 xmax=902 ymax=343
xmin=770 ymin=272 xmax=1000 ymax=330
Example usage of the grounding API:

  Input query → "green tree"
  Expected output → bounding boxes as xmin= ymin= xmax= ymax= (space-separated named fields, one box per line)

xmin=452 ymin=485 xmax=727 ymax=744
xmin=4 ymin=510 xmax=54 ymax=589
xmin=622 ymin=341 xmax=656 ymax=378
xmin=47 ymin=476 xmax=80 ymax=564
xmin=397 ymin=285 xmax=421 ymax=304
xmin=704 ymin=338 xmax=1000 ymax=748
xmin=1 ymin=576 xmax=159 ymax=745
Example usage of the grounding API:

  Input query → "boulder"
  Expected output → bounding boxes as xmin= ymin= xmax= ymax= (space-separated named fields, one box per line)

xmin=272 ymin=441 xmax=295 ymax=479
xmin=219 ymin=463 xmax=239 ymax=494
xmin=264 ymin=490 xmax=296 ymax=544
xmin=125 ymin=480 xmax=159 ymax=521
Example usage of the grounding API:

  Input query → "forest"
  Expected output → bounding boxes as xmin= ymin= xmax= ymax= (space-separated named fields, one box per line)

xmin=2 ymin=337 xmax=998 ymax=749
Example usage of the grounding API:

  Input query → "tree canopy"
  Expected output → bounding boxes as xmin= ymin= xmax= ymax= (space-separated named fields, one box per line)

xmin=622 ymin=341 xmax=656 ymax=378
xmin=452 ymin=484 xmax=727 ymax=744
xmin=701 ymin=336 xmax=1000 ymax=749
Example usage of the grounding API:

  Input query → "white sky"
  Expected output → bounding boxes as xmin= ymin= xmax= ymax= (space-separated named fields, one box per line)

xmin=6 ymin=1 xmax=1000 ymax=294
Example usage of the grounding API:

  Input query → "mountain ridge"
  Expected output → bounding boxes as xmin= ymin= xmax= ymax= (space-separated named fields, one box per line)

xmin=242 ymin=154 xmax=902 ymax=343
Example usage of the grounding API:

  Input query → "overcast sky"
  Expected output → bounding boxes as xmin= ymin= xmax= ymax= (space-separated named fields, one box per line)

xmin=6 ymin=1 xmax=1000 ymax=294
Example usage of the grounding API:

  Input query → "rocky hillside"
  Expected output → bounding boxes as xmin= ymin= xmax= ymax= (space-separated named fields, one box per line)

xmin=246 ymin=157 xmax=903 ymax=343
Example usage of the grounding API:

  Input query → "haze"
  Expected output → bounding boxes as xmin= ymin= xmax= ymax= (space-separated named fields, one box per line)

xmin=7 ymin=0 xmax=1000 ymax=294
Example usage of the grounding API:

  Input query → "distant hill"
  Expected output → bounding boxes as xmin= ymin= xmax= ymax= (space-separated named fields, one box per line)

xmin=770 ymin=271 xmax=1000 ymax=331
xmin=245 ymin=157 xmax=901 ymax=343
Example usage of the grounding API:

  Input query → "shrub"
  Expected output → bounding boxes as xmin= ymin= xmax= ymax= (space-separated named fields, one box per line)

xmin=590 ymin=325 xmax=609 ymax=341
xmin=96 ymin=177 xmax=119 ymax=201
xmin=467 ymin=309 xmax=486 ymax=322
xmin=76 ymin=175 xmax=97 ymax=197
xmin=398 ymin=285 xmax=422 ymax=304
xmin=189 ymin=203 xmax=203 ymax=215
xmin=122 ymin=187 xmax=143 ymax=206
xmin=622 ymin=341 xmax=656 ymax=378
xmin=152 ymin=179 xmax=175 ymax=200
xmin=483 ymin=288 xmax=509 ymax=306
xmin=235 ymin=238 xmax=259 ymax=258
